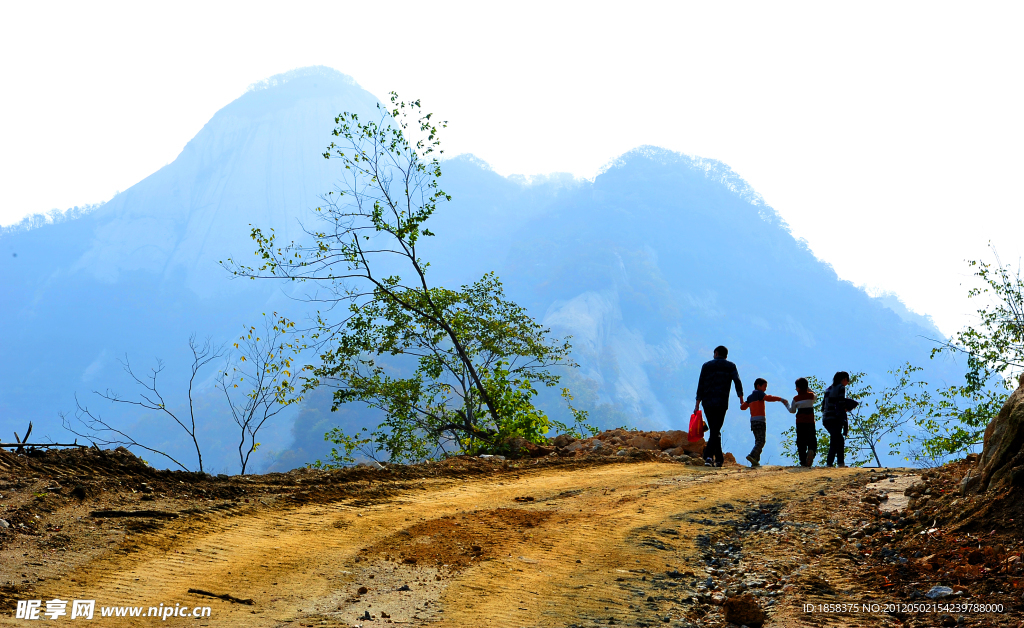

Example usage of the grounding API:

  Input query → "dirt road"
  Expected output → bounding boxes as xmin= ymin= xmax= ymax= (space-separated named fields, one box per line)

xmin=4 ymin=459 xmax=899 ymax=627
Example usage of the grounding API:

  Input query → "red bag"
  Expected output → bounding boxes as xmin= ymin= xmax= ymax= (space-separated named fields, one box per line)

xmin=688 ymin=410 xmax=704 ymax=442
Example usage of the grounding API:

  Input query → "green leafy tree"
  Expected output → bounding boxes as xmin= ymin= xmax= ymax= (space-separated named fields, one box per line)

xmin=780 ymin=368 xmax=930 ymax=468
xmin=845 ymin=364 xmax=931 ymax=468
xmin=781 ymin=247 xmax=1024 ymax=467
xmin=315 ymin=273 xmax=591 ymax=464
xmin=225 ymin=94 xmax=590 ymax=464
xmin=920 ymin=247 xmax=1022 ymax=459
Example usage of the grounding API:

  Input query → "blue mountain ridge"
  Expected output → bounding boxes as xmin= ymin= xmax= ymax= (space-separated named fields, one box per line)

xmin=0 ymin=67 xmax=956 ymax=472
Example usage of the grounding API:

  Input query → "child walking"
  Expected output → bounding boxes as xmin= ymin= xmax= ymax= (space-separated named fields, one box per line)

xmin=740 ymin=378 xmax=789 ymax=468
xmin=821 ymin=371 xmax=859 ymax=467
xmin=788 ymin=377 xmax=817 ymax=467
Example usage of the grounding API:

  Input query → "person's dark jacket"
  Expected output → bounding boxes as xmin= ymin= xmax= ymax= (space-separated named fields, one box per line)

xmin=696 ymin=358 xmax=743 ymax=409
xmin=822 ymin=384 xmax=859 ymax=431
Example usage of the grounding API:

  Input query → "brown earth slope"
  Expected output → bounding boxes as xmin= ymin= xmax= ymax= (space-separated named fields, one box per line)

xmin=0 ymin=447 xmax=1021 ymax=627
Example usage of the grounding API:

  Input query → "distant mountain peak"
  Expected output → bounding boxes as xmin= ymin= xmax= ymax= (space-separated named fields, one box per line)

xmin=868 ymin=289 xmax=944 ymax=337
xmin=204 ymin=66 xmax=378 ymax=125
xmin=598 ymin=145 xmax=787 ymax=228
xmin=245 ymin=66 xmax=360 ymax=94
xmin=1 ymin=67 xmax=954 ymax=471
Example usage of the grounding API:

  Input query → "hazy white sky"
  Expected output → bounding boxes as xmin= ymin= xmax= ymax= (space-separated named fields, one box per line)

xmin=1 ymin=1 xmax=1021 ymax=336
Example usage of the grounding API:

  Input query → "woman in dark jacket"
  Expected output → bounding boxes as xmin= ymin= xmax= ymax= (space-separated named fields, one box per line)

xmin=821 ymin=371 xmax=858 ymax=467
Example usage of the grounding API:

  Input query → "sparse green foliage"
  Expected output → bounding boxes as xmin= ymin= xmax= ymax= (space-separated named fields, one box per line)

xmin=778 ymin=426 xmax=799 ymax=464
xmin=921 ymin=246 xmax=1022 ymax=459
xmin=779 ymin=369 xmax=931 ymax=468
xmin=944 ymin=251 xmax=1024 ymax=377
xmin=907 ymin=378 xmax=1000 ymax=463
xmin=313 ymin=426 xmax=373 ymax=468
xmin=225 ymin=94 xmax=590 ymax=464
xmin=217 ymin=313 xmax=311 ymax=474
xmin=845 ymin=364 xmax=931 ymax=468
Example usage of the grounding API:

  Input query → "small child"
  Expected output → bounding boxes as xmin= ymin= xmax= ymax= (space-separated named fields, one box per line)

xmin=788 ymin=377 xmax=817 ymax=467
xmin=740 ymin=378 xmax=789 ymax=468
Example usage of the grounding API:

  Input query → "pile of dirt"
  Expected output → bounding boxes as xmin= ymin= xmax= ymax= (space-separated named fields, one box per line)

xmin=361 ymin=508 xmax=553 ymax=568
xmin=542 ymin=428 xmax=740 ymax=465
xmin=655 ymin=459 xmax=1024 ymax=628
xmin=847 ymin=455 xmax=1024 ymax=625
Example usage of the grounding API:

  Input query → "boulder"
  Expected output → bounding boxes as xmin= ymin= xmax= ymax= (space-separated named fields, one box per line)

xmin=565 ymin=440 xmax=588 ymax=453
xmin=528 ymin=444 xmax=555 ymax=458
xmin=506 ymin=436 xmax=530 ymax=451
xmin=723 ymin=453 xmax=741 ymax=467
xmin=627 ymin=436 xmax=659 ymax=451
xmin=679 ymin=437 xmax=705 ymax=455
xmin=551 ymin=434 xmax=576 ymax=448
xmin=657 ymin=430 xmax=687 ymax=450
xmin=722 ymin=593 xmax=765 ymax=627
xmin=967 ymin=374 xmax=1024 ymax=493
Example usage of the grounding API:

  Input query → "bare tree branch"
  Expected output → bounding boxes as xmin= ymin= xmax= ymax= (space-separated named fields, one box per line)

xmin=62 ymin=337 xmax=225 ymax=472
xmin=61 ymin=394 xmax=191 ymax=471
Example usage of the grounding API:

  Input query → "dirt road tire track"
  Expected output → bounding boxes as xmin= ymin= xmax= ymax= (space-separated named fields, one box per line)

xmin=6 ymin=462 xmax=865 ymax=627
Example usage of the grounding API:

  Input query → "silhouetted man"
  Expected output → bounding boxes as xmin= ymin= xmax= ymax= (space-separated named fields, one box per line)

xmin=694 ymin=345 xmax=744 ymax=467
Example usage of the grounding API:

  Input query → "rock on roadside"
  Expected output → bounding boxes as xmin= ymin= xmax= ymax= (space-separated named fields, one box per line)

xmin=967 ymin=373 xmax=1024 ymax=493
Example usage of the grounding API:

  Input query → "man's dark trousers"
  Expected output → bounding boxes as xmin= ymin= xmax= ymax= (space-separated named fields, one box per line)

xmin=701 ymin=405 xmax=726 ymax=466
